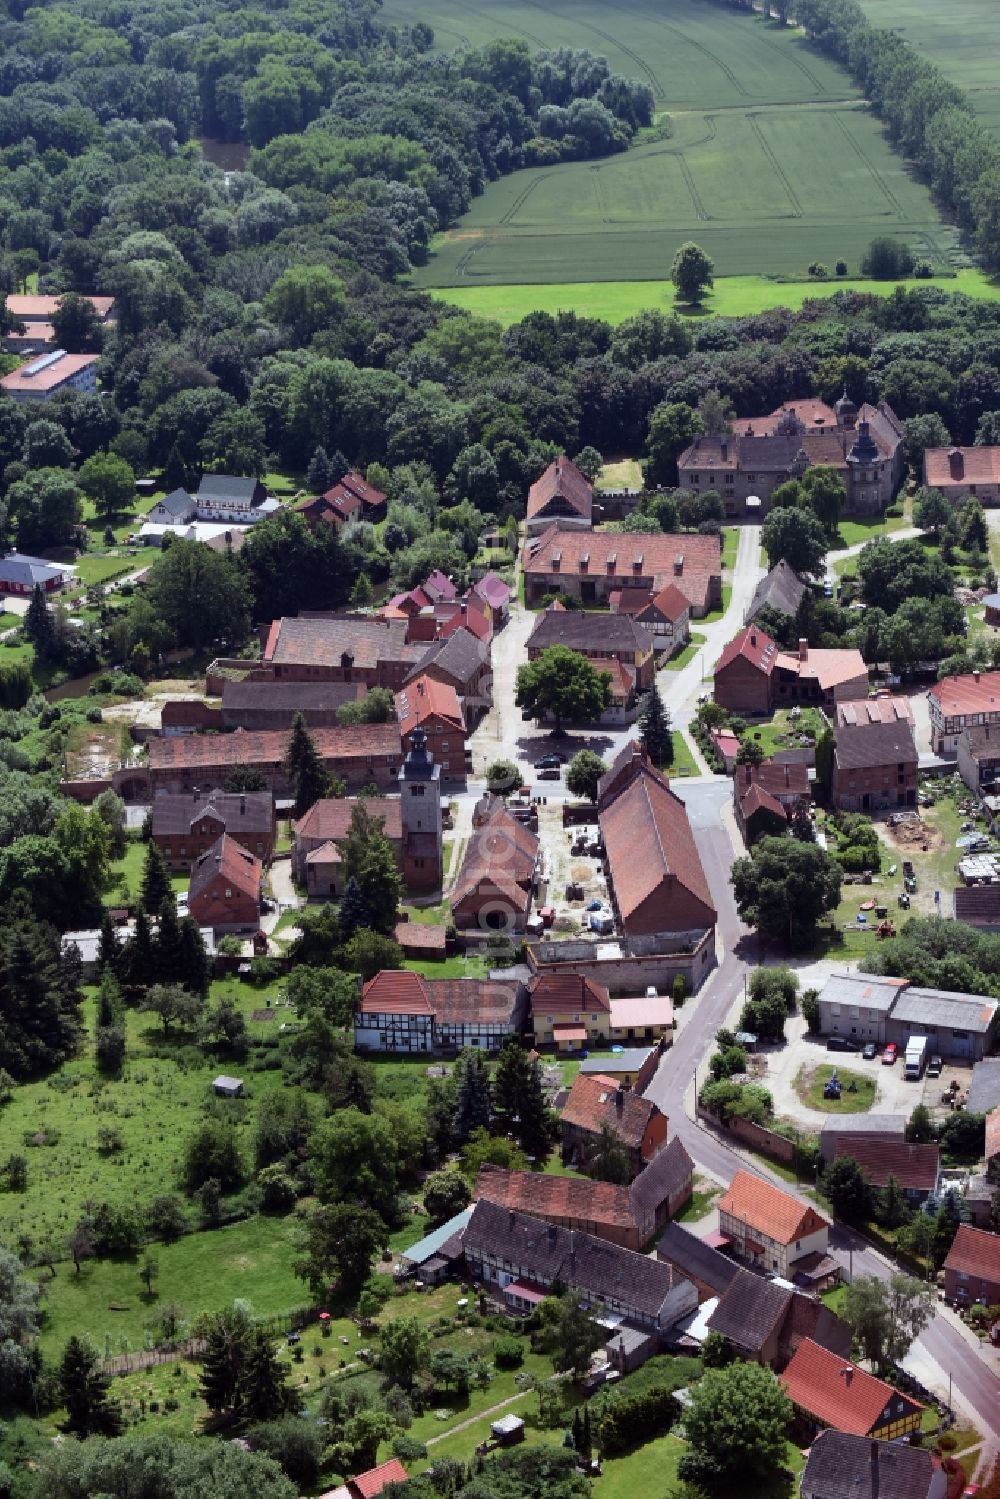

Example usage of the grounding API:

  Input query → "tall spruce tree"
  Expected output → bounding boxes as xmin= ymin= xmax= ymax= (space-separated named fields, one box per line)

xmin=453 ymin=1049 xmax=491 ymax=1142
xmin=94 ymin=970 xmax=126 ymax=1075
xmin=306 ymin=446 xmax=333 ymax=492
xmin=155 ymin=893 xmax=182 ymax=983
xmin=338 ymin=876 xmax=368 ymax=939
xmin=200 ymin=1309 xmax=248 ymax=1415
xmin=140 ymin=841 xmax=172 ymax=915
xmin=125 ymin=907 xmax=155 ymax=989
xmin=60 ymin=1336 xmax=122 ymax=1436
xmin=241 ymin=1325 xmax=294 ymax=1421
xmin=341 ymin=801 xmax=402 ymax=935
xmin=285 ymin=713 xmax=328 ymax=816
xmin=176 ymin=916 xmax=210 ymax=995
xmin=492 ymin=1039 xmax=555 ymax=1161
xmin=639 ymin=683 xmax=674 ymax=769
xmin=97 ymin=909 xmax=119 ymax=976
xmin=24 ymin=584 xmax=54 ymax=658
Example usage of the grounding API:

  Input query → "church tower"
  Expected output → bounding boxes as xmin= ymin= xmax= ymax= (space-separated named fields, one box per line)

xmin=398 ymin=726 xmax=443 ymax=893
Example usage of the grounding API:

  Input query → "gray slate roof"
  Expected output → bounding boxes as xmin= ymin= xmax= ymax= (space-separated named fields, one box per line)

xmin=151 ymin=790 xmax=273 ymax=838
xmin=834 ymin=719 xmax=917 ymax=771
xmin=655 ymin=1222 xmax=739 ymax=1297
xmin=818 ymin=973 xmax=904 ymax=1016
xmin=0 ymin=552 xmax=69 ymax=586
xmin=890 ymin=984 xmax=998 ymax=1034
xmin=409 ymin=628 xmax=489 ymax=689
xmin=706 ymin=1267 xmax=791 ymax=1354
xmin=629 ymin=1137 xmax=693 ymax=1222
xmin=156 ymin=488 xmax=195 ymax=518
xmin=747 ymin=559 xmax=807 ymax=621
xmin=197 ymin=474 xmax=264 ymax=506
xmin=526 ymin=610 xmax=656 ymax=656
xmin=800 ymin=1429 xmax=938 ymax=1499
xmin=969 ymin=1057 xmax=1000 ymax=1115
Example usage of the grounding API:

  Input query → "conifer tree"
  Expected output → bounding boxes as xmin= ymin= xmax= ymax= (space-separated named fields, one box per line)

xmin=199 ymin=1310 xmax=247 ymax=1415
xmin=338 ymin=875 xmax=369 ymax=939
xmin=306 ymin=446 xmax=333 ymax=492
xmin=341 ymin=802 xmax=402 ymax=935
xmin=97 ymin=908 xmax=119 ymax=976
xmin=60 ymin=1335 xmax=122 ymax=1436
xmin=492 ymin=1039 xmax=555 ymax=1160
xmin=241 ymin=1325 xmax=293 ymax=1421
xmin=285 ymin=712 xmax=328 ymax=816
xmin=155 ymin=893 xmax=182 ymax=982
xmin=176 ymin=916 xmax=211 ymax=996
xmin=94 ymin=970 xmax=126 ymax=1074
xmin=126 ymin=907 xmax=155 ymax=988
xmin=24 ymin=584 xmax=54 ymax=657
xmin=453 ymin=1049 xmax=491 ymax=1142
xmin=639 ymin=682 xmax=674 ymax=769
xmin=164 ymin=442 xmax=190 ymax=493
xmin=140 ymin=841 xmax=172 ymax=915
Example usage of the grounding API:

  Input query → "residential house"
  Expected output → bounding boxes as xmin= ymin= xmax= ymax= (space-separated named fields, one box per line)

xmin=835 ymin=696 xmax=914 ymax=729
xmin=0 ymin=553 xmax=72 ymax=594
xmin=714 ymin=626 xmax=868 ymax=714
xmin=943 ymin=1223 xmax=1000 ymax=1306
xmin=656 ymin=1222 xmax=740 ymax=1303
xmin=405 ymin=628 xmax=492 ymax=720
xmin=883 ymin=984 xmax=999 ymax=1062
xmin=461 ymin=1198 xmax=698 ymax=1341
xmin=298 ymin=470 xmax=387 ymax=529
xmin=818 ymin=1114 xmax=907 ymax=1163
xmin=558 ymin=1070 xmax=668 ymax=1178
xmin=146 ymin=723 xmax=402 ymax=796
xmin=608 ymin=993 xmax=674 ymax=1046
xmin=814 ymin=973 xmax=910 ymax=1047
xmin=578 ymin=1048 xmax=660 ymax=1092
xmin=194 ymin=475 xmax=270 ymax=522
xmin=928 ymin=669 xmax=1000 ymax=755
xmin=924 ymin=444 xmax=1000 ymax=505
xmin=401 ymin=595 xmax=494 ymax=649
xmin=677 ymin=400 xmax=904 ymax=517
xmin=612 ymin=582 xmax=691 ymax=654
xmin=3 ymin=293 xmax=115 ymax=354
xmin=263 ymin=616 xmax=424 ymax=691
xmin=525 ymin=455 xmax=593 ymax=533
xmin=598 ymin=745 xmax=716 ymax=941
xmin=1 ymin=348 xmax=99 ymax=401
xmin=779 ymin=1338 xmax=924 ymax=1440
xmin=473 ymin=1138 xmax=693 ymax=1252
xmin=799 ymin=1429 xmax=947 ymax=1499
xmin=704 ymin=1268 xmax=851 ymax=1369
xmin=526 ymin=608 xmax=657 ymax=691
xmin=957 ymin=723 xmax=1000 ymax=792
xmin=395 ymin=674 xmax=466 ymax=785
xmin=528 ymin=972 xmax=612 ymax=1050
xmin=450 ymin=802 xmax=539 ymax=932
xmin=318 ymin=1457 xmax=409 ymax=1499
xmin=745 ymin=559 xmax=807 ymax=625
xmin=832 ymin=1137 xmax=941 ymax=1204
xmin=187 ymin=834 xmax=262 ymax=934
xmin=523 ymin=526 xmax=722 ymax=617
xmin=151 ymin=790 xmax=275 ymax=869
xmin=470 ymin=571 xmax=512 ymax=626
xmin=717 ymin=1169 xmax=829 ymax=1278
xmin=354 ymin=970 xmax=526 ymax=1054
xmin=292 ymin=797 xmax=403 ymax=896
xmin=220 ymin=679 xmax=365 ymax=731
xmin=831 ymin=718 xmax=918 ymax=812
xmin=733 ymin=759 xmax=810 ymax=844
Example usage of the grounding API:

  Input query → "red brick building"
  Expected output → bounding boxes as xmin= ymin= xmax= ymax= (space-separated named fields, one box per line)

xmin=262 ymin=616 xmax=423 ymax=690
xmin=524 ymin=526 xmax=722 ymax=616
xmin=187 ymin=834 xmax=262 ymax=934
xmin=831 ymin=719 xmax=918 ymax=812
xmin=151 ymin=790 xmax=275 ymax=869
xmin=146 ymin=723 xmax=402 ymax=795
xmin=943 ymin=1223 xmax=1000 ymax=1307
xmin=395 ymin=674 xmax=466 ymax=785
xmin=450 ymin=803 xmax=539 ymax=932
xmin=559 ymin=1070 xmax=669 ymax=1178
xmin=715 ymin=626 xmax=869 ymax=714
xmin=525 ymin=455 xmax=593 ymax=533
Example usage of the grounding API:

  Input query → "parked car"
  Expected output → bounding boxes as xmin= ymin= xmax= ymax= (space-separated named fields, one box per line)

xmin=928 ymin=1054 xmax=943 ymax=1077
xmin=827 ymin=1036 xmax=860 ymax=1053
xmin=862 ymin=1042 xmax=877 ymax=1059
xmin=534 ymin=754 xmax=563 ymax=770
xmin=882 ymin=1042 xmax=898 ymax=1065
xmin=536 ymin=766 xmax=560 ymax=780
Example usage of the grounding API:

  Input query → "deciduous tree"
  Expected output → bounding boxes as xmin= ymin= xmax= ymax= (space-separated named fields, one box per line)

xmin=515 ymin=646 xmax=612 ymax=730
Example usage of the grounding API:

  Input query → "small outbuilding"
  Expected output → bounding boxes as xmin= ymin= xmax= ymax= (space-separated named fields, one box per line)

xmin=490 ymin=1414 xmax=525 ymax=1447
xmin=212 ymin=1075 xmax=244 ymax=1098
xmin=984 ymin=592 xmax=1000 ymax=627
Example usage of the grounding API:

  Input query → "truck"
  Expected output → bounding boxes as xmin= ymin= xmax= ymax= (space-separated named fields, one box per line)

xmin=904 ymin=1035 xmax=930 ymax=1080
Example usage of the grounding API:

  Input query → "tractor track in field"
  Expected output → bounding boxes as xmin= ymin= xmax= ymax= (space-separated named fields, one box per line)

xmin=747 ymin=111 xmax=804 ymax=217
xmin=516 ymin=0 xmax=662 ymax=97
xmin=831 ymin=110 xmax=907 ymax=218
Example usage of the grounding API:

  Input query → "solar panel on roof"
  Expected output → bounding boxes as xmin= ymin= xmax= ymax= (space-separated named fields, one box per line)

xmin=23 ymin=349 xmax=67 ymax=376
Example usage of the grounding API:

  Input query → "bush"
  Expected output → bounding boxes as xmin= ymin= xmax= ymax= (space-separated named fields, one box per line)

xmin=392 ymin=1435 xmax=428 ymax=1462
xmin=257 ymin=1165 xmax=298 ymax=1212
xmin=596 ymin=1386 xmax=680 ymax=1455
xmin=248 ymin=1418 xmax=322 ymax=1486
xmin=493 ymin=1334 xmax=525 ymax=1369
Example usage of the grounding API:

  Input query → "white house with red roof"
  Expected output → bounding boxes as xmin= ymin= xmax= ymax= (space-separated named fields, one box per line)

xmin=929 ymin=668 xmax=1000 ymax=754
xmin=924 ymin=444 xmax=1000 ymax=505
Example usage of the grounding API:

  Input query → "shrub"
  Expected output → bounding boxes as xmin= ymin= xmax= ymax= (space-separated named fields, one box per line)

xmin=248 ymin=1418 xmax=322 ymax=1486
xmin=257 ymin=1165 xmax=298 ymax=1213
xmin=493 ymin=1334 xmax=525 ymax=1369
xmin=596 ymin=1386 xmax=680 ymax=1455
xmin=392 ymin=1435 xmax=428 ymax=1462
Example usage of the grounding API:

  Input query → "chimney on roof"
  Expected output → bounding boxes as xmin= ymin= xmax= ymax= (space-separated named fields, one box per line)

xmin=607 ymin=554 xmax=616 ymax=575
xmin=240 ymin=795 xmax=246 ymax=813
xmin=547 ymin=1224 xmax=558 ymax=1249
xmin=974 ymin=670 xmax=981 ymax=682
xmin=798 ymin=638 xmax=808 ymax=662
xmin=615 ymin=1087 xmax=624 ymax=1113
xmin=949 ymin=447 xmax=964 ymax=480
xmin=673 ymin=555 xmax=684 ymax=576
xmin=838 ymin=1366 xmax=853 ymax=1385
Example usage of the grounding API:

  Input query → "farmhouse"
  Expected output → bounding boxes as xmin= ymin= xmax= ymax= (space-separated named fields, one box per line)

xmin=292 ymin=797 xmax=402 ymax=895
xmin=523 ymin=526 xmax=722 ymax=616
xmin=779 ymin=1338 xmax=923 ymax=1440
xmin=717 ymin=1169 xmax=829 ymax=1279
xmin=598 ymin=745 xmax=716 ymax=940
xmin=187 ymin=834 xmax=262 ymax=934
xmin=404 ymin=627 xmax=492 ymax=718
xmin=830 ymin=718 xmax=918 ymax=812
xmin=353 ymin=969 xmax=526 ymax=1054
xmin=832 ymin=1137 xmax=940 ymax=1203
xmin=714 ymin=626 xmax=868 ymax=714
xmin=450 ymin=802 xmax=539 ymax=932
xmin=800 ymin=1430 xmax=946 ymax=1499
xmin=558 ymin=1070 xmax=668 ymax=1178
xmin=528 ymin=971 xmax=611 ymax=1050
xmin=704 ymin=1268 xmax=850 ymax=1369
xmin=924 ymin=444 xmax=1000 ymax=504
xmin=461 ymin=1198 xmax=698 ymax=1340
xmin=944 ymin=1223 xmax=1000 ymax=1306
xmin=297 ymin=470 xmax=387 ymax=528
xmin=0 ymin=348 xmax=99 ymax=401
xmin=263 ymin=615 xmax=423 ymax=690
xmin=612 ymin=581 xmax=691 ymax=652
xmin=0 ymin=553 xmax=72 ymax=594
xmin=146 ymin=723 xmax=403 ymax=795
xmin=525 ymin=455 xmax=593 ymax=532
xmin=395 ymin=674 xmax=466 ymax=785
xmin=928 ymin=669 xmax=1000 ymax=754
xmin=677 ymin=400 xmax=904 ymax=517
xmin=733 ymin=759 xmax=810 ymax=844
xmin=151 ymin=790 xmax=275 ymax=868
xmin=526 ymin=608 xmax=656 ymax=689
xmin=746 ymin=558 xmax=807 ymax=624
xmin=473 ymin=1138 xmax=693 ymax=1252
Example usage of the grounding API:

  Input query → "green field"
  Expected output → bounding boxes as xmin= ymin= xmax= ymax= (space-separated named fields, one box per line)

xmin=394 ymin=0 xmax=957 ymax=286
xmin=858 ymin=0 xmax=1000 ymax=138
xmin=426 ymin=267 xmax=999 ymax=324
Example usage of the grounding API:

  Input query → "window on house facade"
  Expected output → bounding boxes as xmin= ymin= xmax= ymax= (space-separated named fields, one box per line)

xmin=225 ymin=888 xmax=232 ymax=898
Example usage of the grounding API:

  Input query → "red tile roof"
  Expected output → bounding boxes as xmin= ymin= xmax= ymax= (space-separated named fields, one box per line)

xmin=560 ymin=1072 xmax=663 ymax=1150
xmin=526 ymin=456 xmax=593 ymax=521
xmin=735 ymin=760 xmax=810 ymax=799
xmin=7 ymin=294 xmax=114 ymax=320
xmin=359 ymin=971 xmax=519 ymax=1026
xmin=149 ymin=723 xmax=401 ymax=771
xmin=779 ymin=1338 xmax=921 ymax=1436
xmin=638 ymin=582 xmax=690 ymax=625
xmin=529 ymin=971 xmax=611 ymax=1016
xmin=451 ymin=804 xmax=539 ymax=911
xmin=295 ymin=797 xmax=402 ymax=843
xmin=944 ymin=1223 xmax=1000 ymax=1282
xmin=739 ymin=782 xmax=788 ymax=823
xmin=1 ymin=350 xmax=98 ymax=394
xmin=930 ymin=670 xmax=1000 ymax=721
xmin=524 ymin=527 xmax=721 ymax=613
xmin=349 ymin=1458 xmax=408 ymax=1499
xmin=925 ymin=445 xmax=1000 ymax=488
xmin=395 ymin=674 xmax=463 ymax=736
xmin=833 ymin=1137 xmax=940 ymax=1191
xmin=716 ymin=625 xmax=778 ymax=677
xmin=718 ymin=1169 xmax=828 ymax=1245
xmin=474 ymin=1164 xmax=632 ymax=1228
xmin=599 ymin=757 xmax=715 ymax=929
xmin=324 ymin=470 xmax=387 ymax=512
xmin=360 ymin=971 xmax=434 ymax=1015
xmin=774 ymin=645 xmax=868 ymax=691
xmin=188 ymin=834 xmax=261 ymax=904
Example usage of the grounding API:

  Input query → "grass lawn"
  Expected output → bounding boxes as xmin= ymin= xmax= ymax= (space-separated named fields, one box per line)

xmin=666 ymin=729 xmax=700 ymax=778
xmin=820 ymin=1283 xmax=847 ymax=1316
xmin=594 ymin=1433 xmax=683 ymax=1499
xmin=663 ymin=631 xmax=706 ymax=672
xmin=795 ymin=1062 xmax=877 ymax=1113
xmin=700 ymin=584 xmax=733 ymax=624
xmin=596 ymin=458 xmax=642 ymax=492
xmin=405 ymin=952 xmax=487 ymax=978
xmin=673 ymin=1177 xmax=719 ymax=1222
xmin=747 ymin=706 xmax=823 ymax=759
xmin=835 ymin=512 xmax=908 ymax=547
xmin=721 ymin=527 xmax=739 ymax=569
xmin=72 ymin=553 xmax=140 ymax=588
